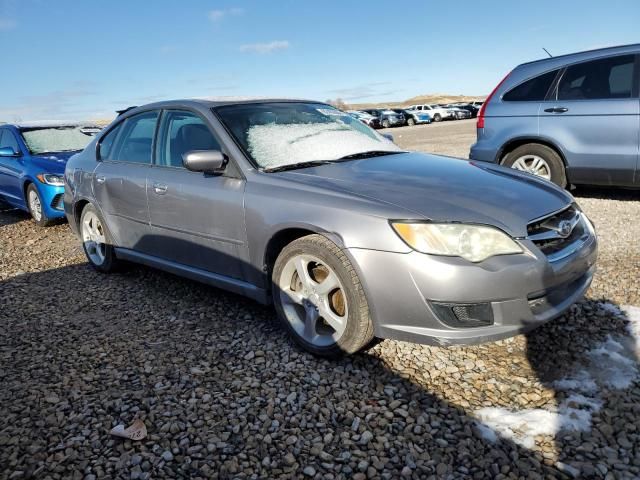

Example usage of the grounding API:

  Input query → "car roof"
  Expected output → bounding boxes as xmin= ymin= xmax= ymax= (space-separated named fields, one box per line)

xmin=121 ymin=97 xmax=322 ymax=113
xmin=3 ymin=121 xmax=98 ymax=129
xmin=519 ymin=43 xmax=640 ymax=69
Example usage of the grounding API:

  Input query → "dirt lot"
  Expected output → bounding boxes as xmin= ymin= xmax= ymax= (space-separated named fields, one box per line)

xmin=1 ymin=122 xmax=639 ymax=479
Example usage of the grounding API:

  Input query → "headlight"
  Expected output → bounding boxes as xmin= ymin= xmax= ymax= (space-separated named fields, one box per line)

xmin=391 ymin=222 xmax=523 ymax=262
xmin=36 ymin=173 xmax=65 ymax=186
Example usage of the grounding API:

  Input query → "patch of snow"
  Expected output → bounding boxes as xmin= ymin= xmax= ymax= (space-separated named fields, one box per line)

xmin=246 ymin=122 xmax=400 ymax=168
xmin=474 ymin=422 xmax=498 ymax=443
xmin=475 ymin=304 xmax=640 ymax=449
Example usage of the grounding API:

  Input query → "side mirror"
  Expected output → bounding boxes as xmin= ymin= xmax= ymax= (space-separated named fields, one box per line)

xmin=0 ymin=147 xmax=19 ymax=157
xmin=382 ymin=133 xmax=394 ymax=143
xmin=183 ymin=150 xmax=228 ymax=173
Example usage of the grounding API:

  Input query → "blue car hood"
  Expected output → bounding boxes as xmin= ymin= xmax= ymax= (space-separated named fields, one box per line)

xmin=276 ymin=152 xmax=573 ymax=237
xmin=30 ymin=151 xmax=77 ymax=175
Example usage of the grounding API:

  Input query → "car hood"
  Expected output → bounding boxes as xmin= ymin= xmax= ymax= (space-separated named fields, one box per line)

xmin=30 ymin=151 xmax=77 ymax=175
xmin=275 ymin=152 xmax=573 ymax=237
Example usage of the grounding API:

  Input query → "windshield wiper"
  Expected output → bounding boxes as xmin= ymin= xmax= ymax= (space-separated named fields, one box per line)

xmin=263 ymin=160 xmax=333 ymax=173
xmin=336 ymin=150 xmax=404 ymax=161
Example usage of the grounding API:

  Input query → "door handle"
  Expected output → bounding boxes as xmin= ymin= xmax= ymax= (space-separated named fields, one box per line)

xmin=95 ymin=175 xmax=106 ymax=184
xmin=153 ymin=183 xmax=168 ymax=195
xmin=544 ymin=107 xmax=569 ymax=113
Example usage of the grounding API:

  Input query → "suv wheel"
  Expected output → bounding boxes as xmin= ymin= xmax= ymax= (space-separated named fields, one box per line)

xmin=407 ymin=118 xmax=416 ymax=126
xmin=433 ymin=114 xmax=441 ymax=122
xmin=26 ymin=184 xmax=53 ymax=227
xmin=501 ymin=144 xmax=567 ymax=187
xmin=272 ymin=234 xmax=374 ymax=358
xmin=80 ymin=203 xmax=120 ymax=272
xmin=381 ymin=119 xmax=390 ymax=128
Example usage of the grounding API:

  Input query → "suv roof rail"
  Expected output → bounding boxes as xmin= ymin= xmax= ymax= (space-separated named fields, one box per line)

xmin=116 ymin=106 xmax=138 ymax=117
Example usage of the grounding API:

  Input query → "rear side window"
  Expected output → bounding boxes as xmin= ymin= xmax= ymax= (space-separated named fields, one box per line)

xmin=111 ymin=111 xmax=159 ymax=164
xmin=98 ymin=124 xmax=122 ymax=160
xmin=503 ymin=69 xmax=559 ymax=101
xmin=557 ymin=54 xmax=635 ymax=100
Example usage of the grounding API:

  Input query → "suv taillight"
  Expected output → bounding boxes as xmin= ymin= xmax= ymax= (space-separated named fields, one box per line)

xmin=476 ymin=71 xmax=511 ymax=129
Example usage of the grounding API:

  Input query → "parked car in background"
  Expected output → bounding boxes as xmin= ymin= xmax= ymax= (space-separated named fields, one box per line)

xmin=362 ymin=109 xmax=404 ymax=128
xmin=470 ymin=43 xmax=640 ymax=188
xmin=446 ymin=106 xmax=472 ymax=120
xmin=449 ymin=103 xmax=479 ymax=117
xmin=347 ymin=110 xmax=381 ymax=129
xmin=65 ymin=99 xmax=597 ymax=357
xmin=0 ymin=122 xmax=100 ymax=226
xmin=470 ymin=101 xmax=484 ymax=108
xmin=407 ymin=104 xmax=455 ymax=122
xmin=392 ymin=108 xmax=432 ymax=126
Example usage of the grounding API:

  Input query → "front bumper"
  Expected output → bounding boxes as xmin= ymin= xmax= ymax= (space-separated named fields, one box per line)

xmin=347 ymin=230 xmax=597 ymax=346
xmin=38 ymin=184 xmax=66 ymax=219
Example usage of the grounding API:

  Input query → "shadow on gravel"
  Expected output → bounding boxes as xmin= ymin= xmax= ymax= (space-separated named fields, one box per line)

xmin=1 ymin=260 xmax=637 ymax=478
xmin=0 ymin=200 xmax=30 ymax=227
xmin=572 ymin=185 xmax=639 ymax=202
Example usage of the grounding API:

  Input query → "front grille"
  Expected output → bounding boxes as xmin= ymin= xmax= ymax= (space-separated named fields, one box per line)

xmin=51 ymin=193 xmax=64 ymax=211
xmin=527 ymin=205 xmax=590 ymax=261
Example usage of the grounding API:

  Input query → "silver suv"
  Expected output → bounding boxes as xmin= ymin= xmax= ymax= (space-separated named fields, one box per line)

xmin=470 ymin=44 xmax=639 ymax=188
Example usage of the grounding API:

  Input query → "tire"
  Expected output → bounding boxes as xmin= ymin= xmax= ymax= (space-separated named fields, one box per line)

xmin=407 ymin=118 xmax=416 ymax=126
xmin=272 ymin=234 xmax=374 ymax=358
xmin=381 ymin=119 xmax=390 ymax=128
xmin=501 ymin=143 xmax=567 ymax=188
xmin=79 ymin=203 xmax=120 ymax=273
xmin=26 ymin=184 xmax=54 ymax=227
xmin=433 ymin=114 xmax=441 ymax=122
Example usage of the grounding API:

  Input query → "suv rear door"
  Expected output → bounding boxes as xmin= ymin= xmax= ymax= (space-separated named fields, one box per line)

xmin=538 ymin=54 xmax=639 ymax=186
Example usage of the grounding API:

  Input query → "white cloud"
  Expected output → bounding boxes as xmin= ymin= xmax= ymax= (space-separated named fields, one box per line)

xmin=239 ymin=40 xmax=289 ymax=54
xmin=208 ymin=7 xmax=244 ymax=22
xmin=0 ymin=18 xmax=16 ymax=31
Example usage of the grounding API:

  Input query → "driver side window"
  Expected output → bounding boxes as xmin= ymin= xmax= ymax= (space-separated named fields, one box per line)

xmin=0 ymin=129 xmax=20 ymax=154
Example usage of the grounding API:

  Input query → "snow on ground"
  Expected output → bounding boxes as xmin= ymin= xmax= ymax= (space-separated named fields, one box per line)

xmin=475 ymin=303 xmax=639 ymax=449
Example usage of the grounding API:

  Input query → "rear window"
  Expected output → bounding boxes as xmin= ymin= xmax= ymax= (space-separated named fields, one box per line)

xmin=557 ymin=54 xmax=635 ymax=100
xmin=503 ymin=69 xmax=559 ymax=102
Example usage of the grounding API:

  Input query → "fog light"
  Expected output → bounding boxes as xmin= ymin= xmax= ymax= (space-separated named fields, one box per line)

xmin=431 ymin=302 xmax=494 ymax=328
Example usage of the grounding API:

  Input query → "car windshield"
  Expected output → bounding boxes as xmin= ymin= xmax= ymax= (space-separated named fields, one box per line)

xmin=21 ymin=126 xmax=97 ymax=155
xmin=215 ymin=102 xmax=402 ymax=170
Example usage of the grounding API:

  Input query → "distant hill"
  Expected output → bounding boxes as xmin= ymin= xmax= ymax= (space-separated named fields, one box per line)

xmin=343 ymin=93 xmax=485 ymax=110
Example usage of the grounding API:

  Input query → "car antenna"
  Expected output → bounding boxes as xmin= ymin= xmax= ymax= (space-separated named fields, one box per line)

xmin=542 ymin=47 xmax=553 ymax=58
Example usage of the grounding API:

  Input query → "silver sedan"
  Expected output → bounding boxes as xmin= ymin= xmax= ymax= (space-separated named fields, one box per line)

xmin=64 ymin=99 xmax=597 ymax=357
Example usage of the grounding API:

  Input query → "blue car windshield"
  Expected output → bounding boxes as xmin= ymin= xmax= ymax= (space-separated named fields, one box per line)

xmin=215 ymin=102 xmax=401 ymax=169
xmin=21 ymin=126 xmax=97 ymax=155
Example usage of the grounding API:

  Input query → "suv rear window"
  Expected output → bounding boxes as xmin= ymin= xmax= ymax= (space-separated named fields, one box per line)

xmin=557 ymin=54 xmax=635 ymax=100
xmin=503 ymin=69 xmax=559 ymax=102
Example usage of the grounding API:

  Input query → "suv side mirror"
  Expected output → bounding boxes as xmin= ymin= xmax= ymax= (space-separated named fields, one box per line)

xmin=183 ymin=150 xmax=228 ymax=174
xmin=0 ymin=146 xmax=19 ymax=157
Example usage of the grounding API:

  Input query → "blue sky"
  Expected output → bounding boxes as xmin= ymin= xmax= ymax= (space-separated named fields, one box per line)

xmin=0 ymin=0 xmax=638 ymax=121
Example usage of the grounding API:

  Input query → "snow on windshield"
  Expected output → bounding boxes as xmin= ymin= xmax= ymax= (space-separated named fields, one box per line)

xmin=246 ymin=122 xmax=401 ymax=168
xmin=21 ymin=127 xmax=97 ymax=155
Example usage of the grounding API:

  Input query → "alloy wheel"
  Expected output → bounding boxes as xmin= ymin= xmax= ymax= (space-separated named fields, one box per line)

xmin=82 ymin=210 xmax=107 ymax=265
xmin=511 ymin=154 xmax=552 ymax=180
xmin=28 ymin=189 xmax=43 ymax=222
xmin=277 ymin=254 xmax=348 ymax=347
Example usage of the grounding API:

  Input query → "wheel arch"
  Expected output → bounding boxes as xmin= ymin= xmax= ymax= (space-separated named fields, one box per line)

xmin=497 ymin=137 xmax=568 ymax=168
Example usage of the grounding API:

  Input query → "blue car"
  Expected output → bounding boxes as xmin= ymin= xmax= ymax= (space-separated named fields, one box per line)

xmin=0 ymin=122 xmax=100 ymax=226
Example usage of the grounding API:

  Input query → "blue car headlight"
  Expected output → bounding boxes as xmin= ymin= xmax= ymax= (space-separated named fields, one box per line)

xmin=36 ymin=173 xmax=65 ymax=186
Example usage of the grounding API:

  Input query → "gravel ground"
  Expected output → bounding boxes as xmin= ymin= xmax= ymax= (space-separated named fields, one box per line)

xmin=1 ymin=122 xmax=639 ymax=479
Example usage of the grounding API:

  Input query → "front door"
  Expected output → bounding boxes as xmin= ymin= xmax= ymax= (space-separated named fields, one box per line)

xmin=92 ymin=111 xmax=159 ymax=250
xmin=146 ymin=109 xmax=246 ymax=279
xmin=539 ymin=54 xmax=639 ymax=186
xmin=0 ymin=129 xmax=25 ymax=206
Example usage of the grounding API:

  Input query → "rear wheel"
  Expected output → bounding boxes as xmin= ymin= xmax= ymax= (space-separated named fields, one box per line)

xmin=381 ymin=119 xmax=390 ymax=128
xmin=501 ymin=143 xmax=567 ymax=187
xmin=407 ymin=118 xmax=416 ymax=126
xmin=26 ymin=184 xmax=53 ymax=227
xmin=272 ymin=234 xmax=374 ymax=357
xmin=433 ymin=114 xmax=442 ymax=122
xmin=80 ymin=204 xmax=120 ymax=272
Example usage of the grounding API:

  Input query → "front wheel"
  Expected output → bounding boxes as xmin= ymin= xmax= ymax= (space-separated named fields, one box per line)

xmin=80 ymin=204 xmax=120 ymax=272
xmin=26 ymin=184 xmax=54 ymax=227
xmin=381 ymin=119 xmax=390 ymax=128
xmin=433 ymin=114 xmax=441 ymax=122
xmin=407 ymin=118 xmax=416 ymax=126
xmin=501 ymin=144 xmax=567 ymax=187
xmin=272 ymin=235 xmax=374 ymax=357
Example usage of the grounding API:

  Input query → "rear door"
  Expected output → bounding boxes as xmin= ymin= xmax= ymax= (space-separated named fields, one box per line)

xmin=0 ymin=128 xmax=25 ymax=205
xmin=146 ymin=109 xmax=246 ymax=279
xmin=539 ymin=54 xmax=639 ymax=186
xmin=92 ymin=111 xmax=159 ymax=250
